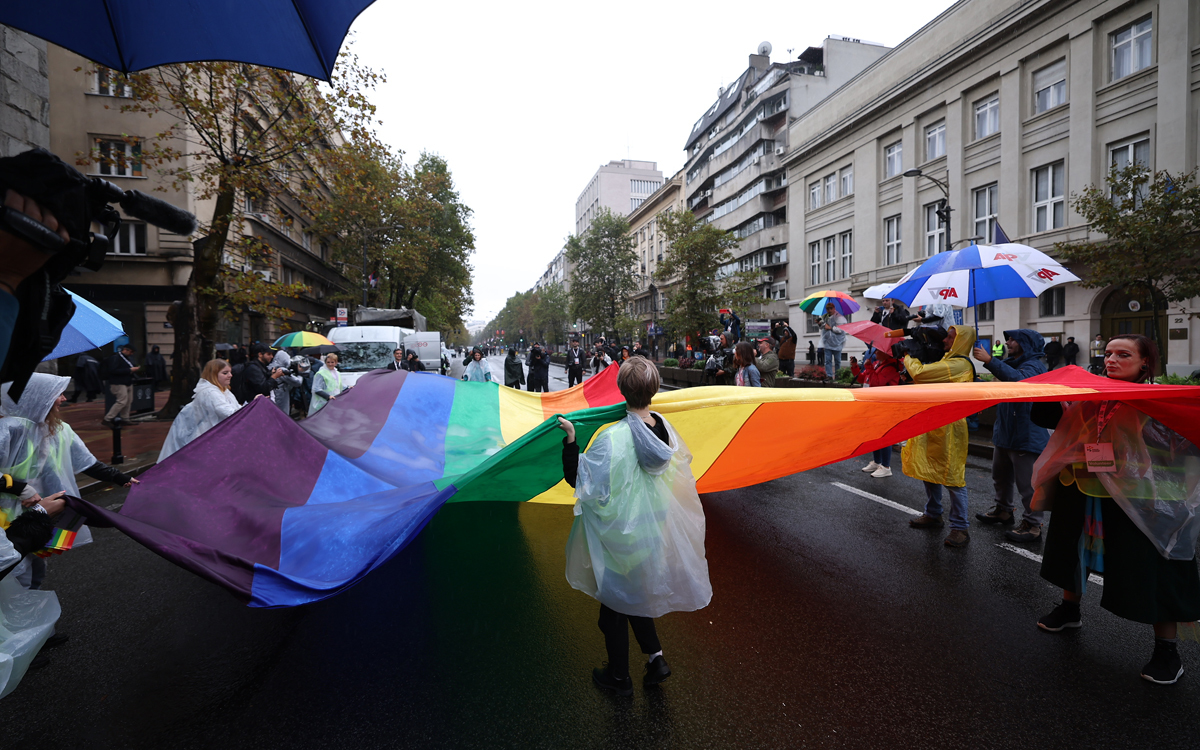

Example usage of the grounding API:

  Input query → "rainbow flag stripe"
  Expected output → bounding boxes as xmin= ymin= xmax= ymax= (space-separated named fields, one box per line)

xmin=70 ymin=366 xmax=1200 ymax=608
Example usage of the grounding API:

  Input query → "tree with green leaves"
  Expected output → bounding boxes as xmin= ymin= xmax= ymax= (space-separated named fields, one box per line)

xmin=566 ymin=209 xmax=637 ymax=341
xmin=533 ymin=282 xmax=570 ymax=345
xmin=655 ymin=209 xmax=744 ymax=344
xmin=1055 ymin=165 xmax=1200 ymax=362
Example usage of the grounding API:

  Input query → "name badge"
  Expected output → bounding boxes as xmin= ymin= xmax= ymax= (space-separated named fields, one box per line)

xmin=1084 ymin=443 xmax=1117 ymax=473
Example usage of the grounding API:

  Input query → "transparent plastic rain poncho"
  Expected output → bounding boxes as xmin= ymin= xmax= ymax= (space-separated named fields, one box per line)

xmin=463 ymin=358 xmax=492 ymax=383
xmin=1031 ymin=401 xmax=1200 ymax=560
xmin=565 ymin=412 xmax=712 ymax=618
xmin=159 ymin=378 xmax=242 ymax=461
xmin=269 ymin=350 xmax=302 ymax=413
xmin=0 ymin=562 xmax=61 ymax=698
xmin=307 ymin=366 xmax=343 ymax=416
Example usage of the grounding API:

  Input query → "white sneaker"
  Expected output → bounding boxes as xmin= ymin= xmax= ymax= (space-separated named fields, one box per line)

xmin=861 ymin=461 xmax=880 ymax=473
xmin=871 ymin=466 xmax=893 ymax=478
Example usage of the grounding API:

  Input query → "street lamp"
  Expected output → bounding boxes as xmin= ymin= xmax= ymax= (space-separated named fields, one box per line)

xmin=903 ymin=168 xmax=952 ymax=252
xmin=361 ymin=225 xmax=404 ymax=307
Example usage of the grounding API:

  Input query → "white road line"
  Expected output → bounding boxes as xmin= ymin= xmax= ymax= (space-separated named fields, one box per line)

xmin=831 ymin=481 xmax=920 ymax=516
xmin=997 ymin=542 xmax=1104 ymax=586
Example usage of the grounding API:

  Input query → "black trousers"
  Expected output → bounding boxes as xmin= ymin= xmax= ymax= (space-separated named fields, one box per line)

xmin=568 ymin=365 xmax=583 ymax=388
xmin=598 ymin=604 xmax=661 ymax=679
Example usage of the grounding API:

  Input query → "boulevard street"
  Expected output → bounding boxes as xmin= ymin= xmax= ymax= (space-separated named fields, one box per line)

xmin=2 ymin=443 xmax=1198 ymax=749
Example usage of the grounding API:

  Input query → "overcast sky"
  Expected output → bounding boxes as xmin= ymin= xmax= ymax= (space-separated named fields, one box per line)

xmin=350 ymin=0 xmax=958 ymax=325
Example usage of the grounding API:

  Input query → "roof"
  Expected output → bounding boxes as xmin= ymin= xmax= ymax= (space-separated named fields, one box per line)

xmin=685 ymin=68 xmax=753 ymax=150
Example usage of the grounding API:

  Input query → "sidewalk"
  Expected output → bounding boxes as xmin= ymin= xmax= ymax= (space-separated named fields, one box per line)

xmin=60 ymin=391 xmax=173 ymax=494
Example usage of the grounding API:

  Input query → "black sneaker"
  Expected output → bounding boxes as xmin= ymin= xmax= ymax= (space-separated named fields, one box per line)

xmin=644 ymin=655 xmax=672 ymax=686
xmin=975 ymin=506 xmax=1015 ymax=526
xmin=1141 ymin=639 xmax=1184 ymax=685
xmin=1038 ymin=600 xmax=1082 ymax=632
xmin=592 ymin=666 xmax=633 ymax=697
xmin=44 ymin=633 xmax=69 ymax=649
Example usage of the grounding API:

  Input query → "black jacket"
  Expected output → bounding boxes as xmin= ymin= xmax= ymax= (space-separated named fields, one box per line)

xmin=101 ymin=352 xmax=136 ymax=385
xmin=504 ymin=354 xmax=525 ymax=387
xmin=386 ymin=360 xmax=404 ymax=371
xmin=243 ymin=359 xmax=278 ymax=399
xmin=565 ymin=347 xmax=585 ymax=368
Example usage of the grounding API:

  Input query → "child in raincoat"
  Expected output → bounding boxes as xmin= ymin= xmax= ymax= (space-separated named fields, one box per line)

xmin=557 ymin=356 xmax=711 ymax=696
xmin=900 ymin=324 xmax=977 ymax=547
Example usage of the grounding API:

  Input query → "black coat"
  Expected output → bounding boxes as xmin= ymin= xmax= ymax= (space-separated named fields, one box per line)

xmin=504 ymin=354 xmax=525 ymax=387
xmin=565 ymin=347 xmax=585 ymax=368
xmin=101 ymin=352 xmax=136 ymax=385
xmin=243 ymin=359 xmax=278 ymax=399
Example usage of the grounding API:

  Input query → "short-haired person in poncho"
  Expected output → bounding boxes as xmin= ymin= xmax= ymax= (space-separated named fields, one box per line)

xmin=556 ymin=356 xmax=712 ymax=696
xmin=1032 ymin=335 xmax=1200 ymax=685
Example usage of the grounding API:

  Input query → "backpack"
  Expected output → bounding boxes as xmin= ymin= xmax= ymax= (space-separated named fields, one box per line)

xmin=229 ymin=363 xmax=248 ymax=404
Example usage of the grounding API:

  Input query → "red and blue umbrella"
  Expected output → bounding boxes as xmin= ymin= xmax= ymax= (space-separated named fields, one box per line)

xmin=887 ymin=243 xmax=1079 ymax=309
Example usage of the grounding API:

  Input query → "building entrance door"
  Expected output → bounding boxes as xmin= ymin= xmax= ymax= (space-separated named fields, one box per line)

xmin=1100 ymin=286 xmax=1167 ymax=345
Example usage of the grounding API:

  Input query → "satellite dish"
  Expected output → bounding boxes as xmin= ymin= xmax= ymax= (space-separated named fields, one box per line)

xmin=757 ymin=41 xmax=772 ymax=56
xmin=718 ymin=85 xmax=726 ymax=96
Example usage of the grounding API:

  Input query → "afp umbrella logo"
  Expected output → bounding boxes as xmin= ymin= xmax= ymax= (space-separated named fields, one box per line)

xmin=994 ymin=253 xmax=1018 ymax=261
xmin=933 ymin=287 xmax=959 ymax=300
xmin=1027 ymin=268 xmax=1060 ymax=283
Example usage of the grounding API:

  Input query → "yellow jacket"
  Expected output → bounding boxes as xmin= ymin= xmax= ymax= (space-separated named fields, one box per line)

xmin=901 ymin=325 xmax=977 ymax=487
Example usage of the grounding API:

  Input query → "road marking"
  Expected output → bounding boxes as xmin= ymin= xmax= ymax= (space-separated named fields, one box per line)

xmin=106 ymin=502 xmax=123 ymax=511
xmin=997 ymin=542 xmax=1103 ymax=586
xmin=831 ymin=481 xmax=920 ymax=516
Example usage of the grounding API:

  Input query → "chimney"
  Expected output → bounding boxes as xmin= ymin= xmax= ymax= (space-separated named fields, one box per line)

xmin=749 ymin=53 xmax=769 ymax=71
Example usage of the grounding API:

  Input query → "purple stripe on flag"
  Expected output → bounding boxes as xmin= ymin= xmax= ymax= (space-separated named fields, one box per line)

xmin=300 ymin=368 xmax=407 ymax=459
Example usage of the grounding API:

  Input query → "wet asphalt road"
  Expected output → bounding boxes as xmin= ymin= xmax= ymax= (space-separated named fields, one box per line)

xmin=4 ymin=375 xmax=1200 ymax=748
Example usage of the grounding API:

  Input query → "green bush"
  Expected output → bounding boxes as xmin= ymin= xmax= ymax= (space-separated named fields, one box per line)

xmin=835 ymin=367 xmax=855 ymax=384
xmin=1159 ymin=373 xmax=1200 ymax=385
xmin=977 ymin=372 xmax=996 ymax=382
xmin=663 ymin=358 xmax=679 ymax=368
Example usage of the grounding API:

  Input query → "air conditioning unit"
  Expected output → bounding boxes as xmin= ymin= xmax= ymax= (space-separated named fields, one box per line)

xmin=764 ymin=275 xmax=774 ymax=282
xmin=752 ymin=156 xmax=760 ymax=165
xmin=241 ymin=262 xmax=252 ymax=273
xmin=707 ymin=154 xmax=715 ymax=161
xmin=701 ymin=189 xmax=712 ymax=198
xmin=255 ymin=270 xmax=273 ymax=282
xmin=775 ymin=146 xmax=786 ymax=155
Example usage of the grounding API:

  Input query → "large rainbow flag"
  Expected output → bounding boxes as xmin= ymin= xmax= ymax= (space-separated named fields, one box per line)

xmin=70 ymin=366 xmax=1200 ymax=608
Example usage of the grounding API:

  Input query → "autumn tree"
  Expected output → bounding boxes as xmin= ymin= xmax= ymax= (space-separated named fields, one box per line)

xmin=656 ymin=210 xmax=748 ymax=344
xmin=1056 ymin=165 xmax=1200 ymax=361
xmin=96 ymin=53 xmax=383 ymax=415
xmin=533 ymin=282 xmax=570 ymax=345
xmin=565 ymin=209 xmax=637 ymax=340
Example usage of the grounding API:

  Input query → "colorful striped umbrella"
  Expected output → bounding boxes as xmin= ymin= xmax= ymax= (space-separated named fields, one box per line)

xmin=273 ymin=331 xmax=333 ymax=349
xmin=798 ymin=290 xmax=860 ymax=316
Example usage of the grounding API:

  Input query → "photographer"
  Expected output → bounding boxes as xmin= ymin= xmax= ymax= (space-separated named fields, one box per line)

xmin=773 ymin=322 xmax=798 ymax=378
xmin=527 ymin=344 xmax=548 ymax=392
xmin=871 ymin=299 xmax=913 ymax=331
xmin=403 ymin=349 xmax=426 ymax=372
xmin=819 ymin=303 xmax=847 ymax=381
xmin=708 ymin=333 xmax=736 ymax=386
xmin=269 ymin=350 xmax=303 ymax=414
xmin=899 ymin=324 xmax=978 ymax=548
xmin=592 ymin=339 xmax=613 ymax=374
xmin=243 ymin=343 xmax=284 ymax=403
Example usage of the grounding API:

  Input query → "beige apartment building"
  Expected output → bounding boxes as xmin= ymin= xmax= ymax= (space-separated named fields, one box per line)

xmin=681 ymin=38 xmax=892 ymax=332
xmin=784 ymin=0 xmax=1199 ymax=374
xmin=626 ymin=170 xmax=684 ymax=356
xmin=47 ymin=46 xmax=350 ymax=369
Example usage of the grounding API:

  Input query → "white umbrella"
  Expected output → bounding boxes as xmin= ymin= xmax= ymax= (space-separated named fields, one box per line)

xmin=863 ymin=282 xmax=897 ymax=300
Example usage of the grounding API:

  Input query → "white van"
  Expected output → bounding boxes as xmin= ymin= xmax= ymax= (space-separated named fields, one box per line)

xmin=404 ymin=332 xmax=443 ymax=373
xmin=326 ymin=325 xmax=411 ymax=387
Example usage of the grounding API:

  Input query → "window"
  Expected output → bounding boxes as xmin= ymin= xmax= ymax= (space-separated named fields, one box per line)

xmin=884 ymin=215 xmax=902 ymax=265
xmin=302 ymin=231 xmax=313 ymax=252
xmin=1032 ymin=59 xmax=1066 ymax=114
xmin=807 ymin=316 xmax=820 ymax=334
xmin=108 ymin=222 xmax=146 ymax=255
xmin=1112 ymin=16 xmax=1152 ymax=81
xmin=884 ymin=142 xmax=903 ymax=179
xmin=1039 ymin=286 xmax=1065 ymax=317
xmin=771 ymin=283 xmax=787 ymax=301
xmin=823 ymin=174 xmax=836 ymax=205
xmin=840 ymin=232 xmax=853 ymax=279
xmin=1032 ymin=162 xmax=1065 ymax=232
xmin=631 ymin=197 xmax=644 ymax=211
xmin=94 ymin=137 xmax=142 ymax=177
xmin=973 ymin=184 xmax=999 ymax=243
xmin=809 ymin=242 xmax=821 ymax=285
xmin=95 ymin=68 xmax=131 ymax=97
xmin=840 ymin=165 xmax=854 ymax=197
xmin=809 ymin=181 xmax=822 ymax=210
xmin=977 ymin=301 xmax=995 ymax=321
xmin=1110 ymin=137 xmax=1151 ymax=205
xmin=925 ymin=121 xmax=946 ymax=161
xmin=974 ymin=96 xmax=999 ymax=139
xmin=924 ymin=203 xmax=946 ymax=256
xmin=824 ymin=237 xmax=836 ymax=283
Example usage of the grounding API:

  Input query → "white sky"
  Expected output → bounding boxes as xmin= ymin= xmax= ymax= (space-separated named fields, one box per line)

xmin=350 ymin=0 xmax=958 ymax=324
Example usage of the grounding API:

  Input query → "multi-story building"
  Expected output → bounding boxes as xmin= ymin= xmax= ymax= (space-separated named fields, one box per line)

xmin=47 ymin=46 xmax=350 ymax=365
xmin=575 ymin=159 xmax=663 ymax=237
xmin=784 ymin=0 xmax=1199 ymax=374
xmin=1 ymin=25 xmax=49 ymax=157
xmin=626 ymin=171 xmax=684 ymax=357
xmin=681 ymin=38 xmax=891 ymax=333
xmin=534 ymin=249 xmax=568 ymax=293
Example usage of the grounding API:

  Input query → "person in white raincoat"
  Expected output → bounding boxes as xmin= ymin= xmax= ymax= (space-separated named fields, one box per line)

xmin=269 ymin=350 xmax=302 ymax=415
xmin=557 ymin=357 xmax=711 ymax=696
xmin=462 ymin=347 xmax=492 ymax=383
xmin=159 ymin=359 xmax=243 ymax=461
xmin=308 ymin=353 xmax=344 ymax=416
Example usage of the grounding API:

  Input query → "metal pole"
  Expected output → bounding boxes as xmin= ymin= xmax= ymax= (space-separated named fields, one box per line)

xmin=361 ymin=231 xmax=368 ymax=308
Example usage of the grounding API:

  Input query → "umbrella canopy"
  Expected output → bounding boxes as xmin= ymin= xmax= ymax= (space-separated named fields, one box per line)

xmin=214 ymin=343 xmax=235 ymax=352
xmin=887 ymin=243 xmax=1080 ymax=308
xmin=841 ymin=321 xmax=899 ymax=353
xmin=798 ymin=291 xmax=861 ymax=316
xmin=274 ymin=331 xmax=333 ymax=349
xmin=863 ymin=283 xmax=898 ymax=301
xmin=42 ymin=289 xmax=125 ymax=361
xmin=0 ymin=1 xmax=378 ymax=81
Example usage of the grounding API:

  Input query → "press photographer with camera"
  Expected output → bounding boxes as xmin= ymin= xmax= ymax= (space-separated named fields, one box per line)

xmin=706 ymin=333 xmax=736 ymax=386
xmin=896 ymin=324 xmax=978 ymax=548
xmin=871 ymin=299 xmax=914 ymax=332
xmin=526 ymin=343 xmax=549 ymax=392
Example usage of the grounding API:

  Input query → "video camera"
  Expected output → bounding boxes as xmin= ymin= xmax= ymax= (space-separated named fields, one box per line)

xmin=888 ymin=326 xmax=949 ymax=365
xmin=0 ymin=149 xmax=198 ymax=401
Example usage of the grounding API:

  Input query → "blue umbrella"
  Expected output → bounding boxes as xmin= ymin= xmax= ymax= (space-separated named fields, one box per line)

xmin=42 ymin=289 xmax=125 ymax=361
xmin=0 ymin=1 xmax=378 ymax=81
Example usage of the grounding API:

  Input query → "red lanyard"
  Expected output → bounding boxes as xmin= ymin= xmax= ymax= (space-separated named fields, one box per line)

xmin=1095 ymin=401 xmax=1120 ymax=438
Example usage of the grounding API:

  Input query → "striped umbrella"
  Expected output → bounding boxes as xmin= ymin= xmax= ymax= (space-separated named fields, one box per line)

xmin=273 ymin=331 xmax=333 ymax=349
xmin=798 ymin=290 xmax=860 ymax=316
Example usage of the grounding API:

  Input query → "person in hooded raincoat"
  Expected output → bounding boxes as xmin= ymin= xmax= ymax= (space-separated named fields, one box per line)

xmin=308 ymin=353 xmax=344 ymax=416
xmin=901 ymin=324 xmax=977 ymax=547
xmin=462 ymin=348 xmax=492 ymax=383
xmin=1029 ymin=334 xmax=1200 ymax=684
xmin=503 ymin=347 xmax=525 ymax=389
xmin=145 ymin=345 xmax=169 ymax=391
xmin=159 ymin=359 xmax=244 ymax=461
xmin=557 ymin=357 xmax=711 ymax=697
xmin=971 ymin=329 xmax=1050 ymax=543
xmin=269 ymin=350 xmax=302 ymax=415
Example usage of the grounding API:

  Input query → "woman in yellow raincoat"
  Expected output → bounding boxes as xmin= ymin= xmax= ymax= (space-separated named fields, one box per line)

xmin=901 ymin=324 xmax=977 ymax=547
